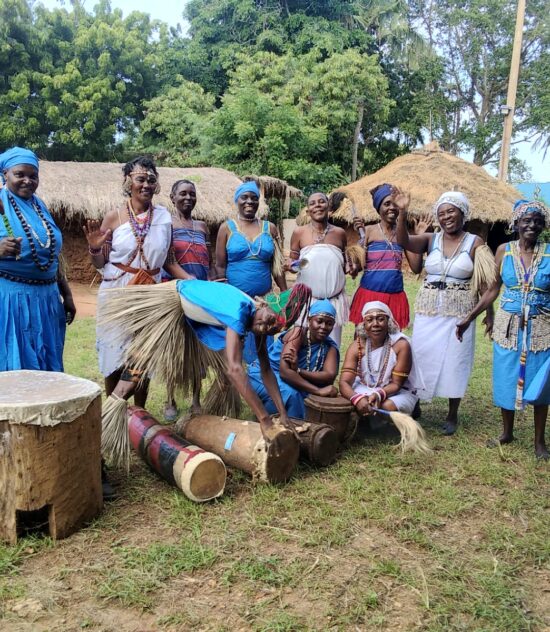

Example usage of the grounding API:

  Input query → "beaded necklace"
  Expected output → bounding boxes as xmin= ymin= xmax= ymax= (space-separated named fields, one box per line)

xmin=357 ymin=335 xmax=392 ymax=388
xmin=376 ymin=222 xmax=401 ymax=266
xmin=7 ymin=192 xmax=56 ymax=271
xmin=305 ymin=329 xmax=328 ymax=371
xmin=234 ymin=218 xmax=263 ymax=258
xmin=127 ymin=201 xmax=154 ymax=269
xmin=174 ymin=218 xmax=198 ymax=263
xmin=439 ymin=232 xmax=468 ymax=284
xmin=311 ymin=222 xmax=330 ymax=244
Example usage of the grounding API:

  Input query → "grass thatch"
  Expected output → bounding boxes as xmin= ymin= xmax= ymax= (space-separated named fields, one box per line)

xmin=36 ymin=162 xmax=277 ymax=227
xmin=298 ymin=143 xmax=522 ymax=226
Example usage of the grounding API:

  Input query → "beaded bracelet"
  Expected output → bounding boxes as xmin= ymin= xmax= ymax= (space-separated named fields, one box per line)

xmin=376 ymin=388 xmax=387 ymax=402
xmin=89 ymin=246 xmax=103 ymax=256
xmin=350 ymin=392 xmax=367 ymax=407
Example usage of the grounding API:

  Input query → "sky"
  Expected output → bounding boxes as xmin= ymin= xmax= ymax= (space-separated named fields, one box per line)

xmin=39 ymin=0 xmax=549 ymax=182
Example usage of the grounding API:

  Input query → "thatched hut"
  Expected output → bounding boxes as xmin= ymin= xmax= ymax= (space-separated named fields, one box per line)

xmin=34 ymin=162 xmax=300 ymax=282
xmin=298 ymin=142 xmax=521 ymax=251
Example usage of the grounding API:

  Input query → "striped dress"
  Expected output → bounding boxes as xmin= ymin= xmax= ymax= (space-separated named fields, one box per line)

xmin=350 ymin=239 xmax=410 ymax=328
xmin=162 ymin=222 xmax=210 ymax=281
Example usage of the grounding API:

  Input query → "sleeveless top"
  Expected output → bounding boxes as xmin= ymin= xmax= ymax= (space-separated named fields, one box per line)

xmin=226 ymin=219 xmax=274 ymax=297
xmin=425 ymin=232 xmax=476 ymax=283
xmin=360 ymin=239 xmax=404 ymax=293
xmin=162 ymin=221 xmax=209 ymax=281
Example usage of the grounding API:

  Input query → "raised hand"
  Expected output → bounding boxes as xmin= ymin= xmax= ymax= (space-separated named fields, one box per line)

xmin=390 ymin=186 xmax=411 ymax=215
xmin=83 ymin=219 xmax=111 ymax=250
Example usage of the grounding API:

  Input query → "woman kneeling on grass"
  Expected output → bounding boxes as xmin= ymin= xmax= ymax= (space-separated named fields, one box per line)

xmin=248 ymin=299 xmax=339 ymax=419
xmin=339 ymin=302 xmax=419 ymax=418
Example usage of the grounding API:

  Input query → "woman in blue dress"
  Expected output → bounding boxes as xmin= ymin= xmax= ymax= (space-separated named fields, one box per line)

xmin=248 ymin=300 xmax=340 ymax=419
xmin=0 ymin=146 xmax=75 ymax=371
xmin=457 ymin=199 xmax=550 ymax=459
xmin=216 ymin=180 xmax=286 ymax=296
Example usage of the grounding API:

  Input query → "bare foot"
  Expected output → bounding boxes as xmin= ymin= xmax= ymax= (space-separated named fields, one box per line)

xmin=535 ymin=443 xmax=549 ymax=460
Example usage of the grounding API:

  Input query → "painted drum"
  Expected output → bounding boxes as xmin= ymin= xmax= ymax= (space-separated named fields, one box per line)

xmin=127 ymin=406 xmax=226 ymax=502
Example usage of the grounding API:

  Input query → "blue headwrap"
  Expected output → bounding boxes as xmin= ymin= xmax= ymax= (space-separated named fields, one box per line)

xmin=511 ymin=199 xmax=549 ymax=229
xmin=309 ymin=299 xmax=336 ymax=320
xmin=234 ymin=181 xmax=260 ymax=203
xmin=371 ymin=183 xmax=393 ymax=212
xmin=0 ymin=147 xmax=39 ymax=182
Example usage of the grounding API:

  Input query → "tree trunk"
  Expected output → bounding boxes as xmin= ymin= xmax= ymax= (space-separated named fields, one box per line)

xmin=351 ymin=101 xmax=364 ymax=182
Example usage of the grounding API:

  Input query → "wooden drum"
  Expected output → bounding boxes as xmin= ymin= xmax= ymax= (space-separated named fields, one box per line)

xmin=177 ymin=415 xmax=299 ymax=483
xmin=127 ymin=406 xmax=226 ymax=502
xmin=304 ymin=394 xmax=356 ymax=443
xmin=0 ymin=370 xmax=102 ymax=544
xmin=287 ymin=418 xmax=339 ymax=467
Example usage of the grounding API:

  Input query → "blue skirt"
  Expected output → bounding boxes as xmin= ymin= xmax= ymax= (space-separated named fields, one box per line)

xmin=493 ymin=324 xmax=550 ymax=410
xmin=0 ymin=277 xmax=66 ymax=371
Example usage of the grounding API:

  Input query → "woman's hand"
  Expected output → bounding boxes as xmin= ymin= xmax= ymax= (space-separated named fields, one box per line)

xmin=317 ymin=385 xmax=338 ymax=398
xmin=352 ymin=217 xmax=365 ymax=232
xmin=64 ymin=298 xmax=77 ymax=325
xmin=0 ymin=236 xmax=22 ymax=258
xmin=456 ymin=317 xmax=472 ymax=342
xmin=281 ymin=347 xmax=298 ymax=370
xmin=391 ymin=187 xmax=410 ymax=215
xmin=355 ymin=397 xmax=372 ymax=416
xmin=83 ymin=220 xmax=111 ymax=250
xmin=482 ymin=312 xmax=494 ymax=337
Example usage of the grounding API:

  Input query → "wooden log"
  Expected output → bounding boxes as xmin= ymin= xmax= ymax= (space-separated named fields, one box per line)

xmin=177 ymin=415 xmax=299 ymax=483
xmin=0 ymin=371 xmax=102 ymax=544
xmin=287 ymin=418 xmax=339 ymax=466
xmin=127 ymin=406 xmax=226 ymax=502
xmin=304 ymin=395 xmax=356 ymax=443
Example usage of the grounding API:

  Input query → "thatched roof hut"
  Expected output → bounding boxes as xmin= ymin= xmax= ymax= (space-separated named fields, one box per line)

xmin=38 ymin=162 xmax=269 ymax=226
xmin=297 ymin=143 xmax=521 ymax=248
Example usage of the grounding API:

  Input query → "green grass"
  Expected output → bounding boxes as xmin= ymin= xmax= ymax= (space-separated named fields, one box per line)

xmin=0 ymin=276 xmax=548 ymax=630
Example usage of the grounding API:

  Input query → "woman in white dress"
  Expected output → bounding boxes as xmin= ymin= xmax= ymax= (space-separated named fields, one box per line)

xmin=395 ymin=188 xmax=494 ymax=434
xmin=84 ymin=156 xmax=192 ymax=408
xmin=339 ymin=301 xmax=420 ymax=418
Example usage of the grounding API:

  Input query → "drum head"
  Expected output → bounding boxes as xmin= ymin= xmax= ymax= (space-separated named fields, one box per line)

xmin=304 ymin=394 xmax=353 ymax=412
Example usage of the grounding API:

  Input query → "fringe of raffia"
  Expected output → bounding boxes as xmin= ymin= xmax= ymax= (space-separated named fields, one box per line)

xmin=471 ymin=244 xmax=497 ymax=297
xmin=272 ymin=238 xmax=285 ymax=279
xmin=101 ymin=394 xmax=130 ymax=471
xmin=387 ymin=411 xmax=431 ymax=454
xmin=415 ymin=284 xmax=476 ymax=318
xmin=345 ymin=244 xmax=365 ymax=270
xmin=203 ymin=377 xmax=242 ymax=418
xmin=99 ymin=281 xmax=191 ymax=394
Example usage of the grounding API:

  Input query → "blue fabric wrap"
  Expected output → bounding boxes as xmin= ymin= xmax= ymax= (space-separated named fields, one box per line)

xmin=493 ymin=243 xmax=550 ymax=409
xmin=0 ymin=189 xmax=62 ymax=281
xmin=372 ymin=184 xmax=392 ymax=212
xmin=309 ymin=298 xmax=336 ymax=318
xmin=0 ymin=146 xmax=39 ymax=176
xmin=234 ymin=181 xmax=260 ymax=203
xmin=176 ymin=279 xmax=256 ymax=351
xmin=226 ymin=219 xmax=274 ymax=297
xmin=248 ymin=330 xmax=339 ymax=419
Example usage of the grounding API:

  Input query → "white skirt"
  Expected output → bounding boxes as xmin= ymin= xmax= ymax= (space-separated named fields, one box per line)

xmin=412 ymin=313 xmax=475 ymax=400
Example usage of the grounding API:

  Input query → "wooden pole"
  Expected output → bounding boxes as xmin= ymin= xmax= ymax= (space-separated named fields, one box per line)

xmin=498 ymin=0 xmax=526 ymax=182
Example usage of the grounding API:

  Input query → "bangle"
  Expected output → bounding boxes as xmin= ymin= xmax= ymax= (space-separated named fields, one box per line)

xmin=88 ymin=246 xmax=102 ymax=256
xmin=297 ymin=367 xmax=301 ymax=375
xmin=376 ymin=388 xmax=387 ymax=402
xmin=350 ymin=392 xmax=366 ymax=407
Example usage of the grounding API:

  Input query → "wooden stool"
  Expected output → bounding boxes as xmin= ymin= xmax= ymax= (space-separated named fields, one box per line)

xmin=0 ymin=370 xmax=102 ymax=544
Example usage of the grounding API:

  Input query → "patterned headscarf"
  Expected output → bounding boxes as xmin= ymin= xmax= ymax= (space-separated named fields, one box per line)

xmin=510 ymin=199 xmax=550 ymax=230
xmin=309 ymin=299 xmax=336 ymax=320
xmin=0 ymin=147 xmax=39 ymax=183
xmin=265 ymin=283 xmax=312 ymax=328
xmin=433 ymin=191 xmax=470 ymax=222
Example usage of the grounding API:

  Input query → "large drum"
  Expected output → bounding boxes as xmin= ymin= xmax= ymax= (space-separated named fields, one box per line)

xmin=304 ymin=394 xmax=356 ymax=443
xmin=0 ymin=370 xmax=102 ymax=544
xmin=287 ymin=418 xmax=339 ymax=467
xmin=177 ymin=415 xmax=299 ymax=483
xmin=127 ymin=406 xmax=226 ymax=502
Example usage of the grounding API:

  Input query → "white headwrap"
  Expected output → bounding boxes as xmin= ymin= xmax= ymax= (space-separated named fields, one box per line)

xmin=433 ymin=191 xmax=470 ymax=222
xmin=361 ymin=301 xmax=399 ymax=334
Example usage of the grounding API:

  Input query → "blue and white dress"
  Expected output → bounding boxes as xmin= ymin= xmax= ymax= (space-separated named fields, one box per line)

xmin=0 ymin=188 xmax=65 ymax=371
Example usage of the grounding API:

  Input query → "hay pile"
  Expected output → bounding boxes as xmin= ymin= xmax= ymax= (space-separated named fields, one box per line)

xmin=298 ymin=142 xmax=522 ymax=225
